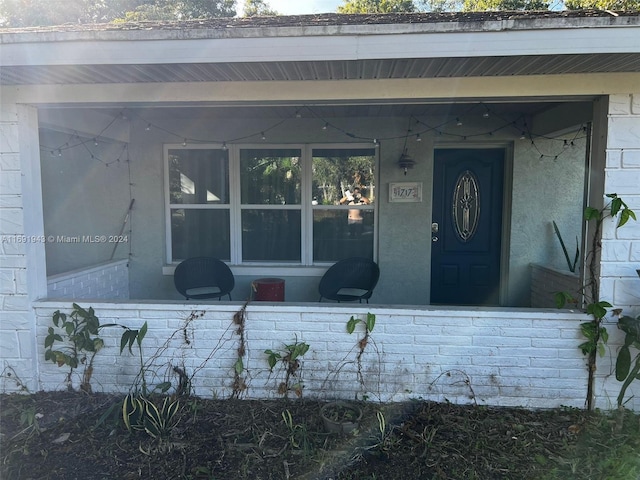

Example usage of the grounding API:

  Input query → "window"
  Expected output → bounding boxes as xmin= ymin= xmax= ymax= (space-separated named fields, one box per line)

xmin=240 ymin=148 xmax=302 ymax=262
xmin=167 ymin=147 xmax=230 ymax=261
xmin=166 ymin=144 xmax=377 ymax=266
xmin=312 ymin=148 xmax=376 ymax=261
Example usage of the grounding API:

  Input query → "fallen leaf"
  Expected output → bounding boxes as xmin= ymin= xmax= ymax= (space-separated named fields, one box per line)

xmin=568 ymin=424 xmax=581 ymax=434
xmin=52 ymin=432 xmax=70 ymax=444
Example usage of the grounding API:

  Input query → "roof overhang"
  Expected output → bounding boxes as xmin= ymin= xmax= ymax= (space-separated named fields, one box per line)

xmin=1 ymin=11 xmax=639 ymax=86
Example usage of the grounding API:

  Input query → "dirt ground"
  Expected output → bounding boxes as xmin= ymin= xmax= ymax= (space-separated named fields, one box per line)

xmin=1 ymin=391 xmax=639 ymax=480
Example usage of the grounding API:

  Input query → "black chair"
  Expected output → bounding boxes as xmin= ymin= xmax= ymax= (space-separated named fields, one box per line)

xmin=174 ymin=257 xmax=234 ymax=300
xmin=318 ymin=257 xmax=380 ymax=303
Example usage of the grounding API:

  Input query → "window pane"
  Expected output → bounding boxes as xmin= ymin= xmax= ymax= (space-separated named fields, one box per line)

xmin=171 ymin=209 xmax=230 ymax=261
xmin=312 ymin=148 xmax=376 ymax=206
xmin=169 ymin=149 xmax=229 ymax=204
xmin=240 ymin=149 xmax=302 ymax=205
xmin=313 ymin=209 xmax=374 ymax=262
xmin=242 ymin=210 xmax=301 ymax=261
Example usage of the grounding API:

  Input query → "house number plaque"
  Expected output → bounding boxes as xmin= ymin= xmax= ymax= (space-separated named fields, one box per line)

xmin=389 ymin=182 xmax=422 ymax=203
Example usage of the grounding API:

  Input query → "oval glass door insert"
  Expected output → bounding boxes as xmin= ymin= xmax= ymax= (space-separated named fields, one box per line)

xmin=452 ymin=170 xmax=480 ymax=242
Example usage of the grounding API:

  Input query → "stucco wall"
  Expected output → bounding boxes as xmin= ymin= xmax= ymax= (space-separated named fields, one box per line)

xmin=509 ymin=136 xmax=587 ymax=306
xmin=40 ymin=129 xmax=131 ymax=275
xmin=111 ymin=111 xmax=585 ymax=305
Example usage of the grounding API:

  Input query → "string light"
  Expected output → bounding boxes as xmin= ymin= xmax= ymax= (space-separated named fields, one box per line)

xmin=38 ymin=106 xmax=587 ymax=169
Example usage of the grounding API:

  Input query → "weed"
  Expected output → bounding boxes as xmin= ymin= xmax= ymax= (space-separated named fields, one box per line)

xmin=231 ymin=301 xmax=249 ymax=399
xmin=265 ymin=338 xmax=309 ymax=398
xmin=615 ymin=313 xmax=640 ymax=409
xmin=122 ymin=394 xmax=180 ymax=439
xmin=281 ymin=409 xmax=312 ymax=453
xmin=0 ymin=364 xmax=30 ymax=393
xmin=555 ymin=193 xmax=636 ymax=410
xmin=44 ymin=304 xmax=109 ymax=392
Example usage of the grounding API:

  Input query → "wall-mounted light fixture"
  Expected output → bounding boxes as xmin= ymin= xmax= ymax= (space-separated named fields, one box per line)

xmin=397 ymin=149 xmax=416 ymax=175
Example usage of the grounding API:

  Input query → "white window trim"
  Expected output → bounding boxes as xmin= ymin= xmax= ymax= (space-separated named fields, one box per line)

xmin=164 ymin=142 xmax=378 ymax=271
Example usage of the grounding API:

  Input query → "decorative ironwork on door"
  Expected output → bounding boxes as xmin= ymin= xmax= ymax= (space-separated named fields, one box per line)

xmin=452 ymin=170 xmax=480 ymax=242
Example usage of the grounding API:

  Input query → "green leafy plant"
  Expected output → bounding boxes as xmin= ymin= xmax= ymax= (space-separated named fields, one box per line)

xmin=44 ymin=304 xmax=109 ymax=392
xmin=347 ymin=312 xmax=377 ymax=398
xmin=122 ymin=393 xmax=180 ymax=439
xmin=615 ymin=314 xmax=640 ymax=408
xmin=552 ymin=220 xmax=579 ymax=273
xmin=118 ymin=321 xmax=171 ymax=395
xmin=281 ymin=409 xmax=312 ymax=452
xmin=555 ymin=193 xmax=636 ymax=410
xmin=265 ymin=338 xmax=310 ymax=398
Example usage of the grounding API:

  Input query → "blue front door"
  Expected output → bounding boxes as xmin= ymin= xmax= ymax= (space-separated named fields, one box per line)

xmin=430 ymin=148 xmax=505 ymax=305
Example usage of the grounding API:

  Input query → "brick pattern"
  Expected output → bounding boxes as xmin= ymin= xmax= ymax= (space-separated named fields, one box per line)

xmin=0 ymin=104 xmax=36 ymax=392
xmin=32 ymin=302 xmax=639 ymax=411
xmin=601 ymin=93 xmax=640 ymax=311
xmin=47 ymin=260 xmax=130 ymax=300
xmin=530 ymin=264 xmax=581 ymax=308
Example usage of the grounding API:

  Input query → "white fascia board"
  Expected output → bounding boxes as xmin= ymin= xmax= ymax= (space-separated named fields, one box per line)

xmin=1 ymin=26 xmax=639 ymax=66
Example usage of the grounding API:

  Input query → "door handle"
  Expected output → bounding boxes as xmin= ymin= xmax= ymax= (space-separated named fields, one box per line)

xmin=432 ymin=236 xmax=438 ymax=242
xmin=431 ymin=222 xmax=439 ymax=233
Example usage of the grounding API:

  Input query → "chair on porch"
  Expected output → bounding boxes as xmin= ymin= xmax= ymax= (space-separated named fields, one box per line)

xmin=318 ymin=257 xmax=380 ymax=303
xmin=174 ymin=257 xmax=235 ymax=301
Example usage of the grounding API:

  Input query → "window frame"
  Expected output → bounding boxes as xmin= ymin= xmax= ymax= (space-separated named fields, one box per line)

xmin=164 ymin=142 xmax=378 ymax=271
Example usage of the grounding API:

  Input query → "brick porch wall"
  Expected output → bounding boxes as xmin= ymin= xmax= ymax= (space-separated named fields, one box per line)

xmin=47 ymin=259 xmax=130 ymax=300
xmin=0 ymin=102 xmax=37 ymax=392
xmin=31 ymin=301 xmax=638 ymax=411
xmin=601 ymin=93 xmax=640 ymax=311
xmin=530 ymin=264 xmax=581 ymax=309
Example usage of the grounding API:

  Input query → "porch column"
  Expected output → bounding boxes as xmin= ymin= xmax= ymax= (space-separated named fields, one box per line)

xmin=601 ymin=93 xmax=640 ymax=312
xmin=0 ymin=98 xmax=45 ymax=392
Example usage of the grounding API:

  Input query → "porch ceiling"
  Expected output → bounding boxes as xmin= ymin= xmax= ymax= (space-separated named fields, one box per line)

xmin=2 ymin=53 xmax=639 ymax=86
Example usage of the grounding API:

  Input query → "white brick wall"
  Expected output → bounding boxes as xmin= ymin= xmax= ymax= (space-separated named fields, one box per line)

xmin=602 ymin=93 xmax=640 ymax=311
xmin=31 ymin=301 xmax=639 ymax=411
xmin=47 ymin=259 xmax=129 ymax=300
xmin=0 ymin=102 xmax=38 ymax=392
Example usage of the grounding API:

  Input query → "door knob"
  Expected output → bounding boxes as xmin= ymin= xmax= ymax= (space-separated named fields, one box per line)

xmin=432 ymin=236 xmax=438 ymax=242
xmin=431 ymin=222 xmax=439 ymax=233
